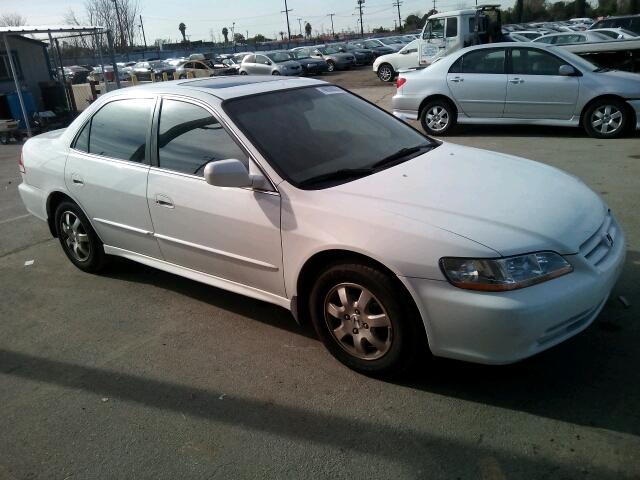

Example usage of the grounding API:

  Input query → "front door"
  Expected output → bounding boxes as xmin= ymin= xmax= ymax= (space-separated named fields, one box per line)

xmin=446 ymin=48 xmax=507 ymax=118
xmin=504 ymin=48 xmax=580 ymax=120
xmin=65 ymin=97 xmax=162 ymax=258
xmin=146 ymin=97 xmax=285 ymax=296
xmin=254 ymin=54 xmax=272 ymax=74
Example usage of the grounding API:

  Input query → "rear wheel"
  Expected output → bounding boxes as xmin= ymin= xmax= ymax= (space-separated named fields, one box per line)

xmin=310 ymin=262 xmax=424 ymax=375
xmin=420 ymin=99 xmax=456 ymax=136
xmin=377 ymin=63 xmax=395 ymax=82
xmin=272 ymin=70 xmax=281 ymax=75
xmin=583 ymin=99 xmax=629 ymax=139
xmin=55 ymin=201 xmax=106 ymax=273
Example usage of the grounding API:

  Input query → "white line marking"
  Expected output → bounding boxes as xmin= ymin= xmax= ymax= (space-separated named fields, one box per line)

xmin=0 ymin=214 xmax=31 ymax=225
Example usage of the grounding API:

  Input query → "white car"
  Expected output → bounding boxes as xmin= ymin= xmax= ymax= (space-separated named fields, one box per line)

xmin=589 ymin=27 xmax=638 ymax=40
xmin=373 ymin=39 xmax=420 ymax=82
xmin=18 ymin=77 xmax=625 ymax=374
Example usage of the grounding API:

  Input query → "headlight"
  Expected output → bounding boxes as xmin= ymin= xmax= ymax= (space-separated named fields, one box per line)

xmin=307 ymin=63 xmax=315 ymax=68
xmin=439 ymin=252 xmax=572 ymax=291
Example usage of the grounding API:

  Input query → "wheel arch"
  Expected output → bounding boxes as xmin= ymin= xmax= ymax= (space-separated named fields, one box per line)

xmin=579 ymin=94 xmax=636 ymax=127
xmin=418 ymin=94 xmax=458 ymax=119
xmin=46 ymin=190 xmax=100 ymax=242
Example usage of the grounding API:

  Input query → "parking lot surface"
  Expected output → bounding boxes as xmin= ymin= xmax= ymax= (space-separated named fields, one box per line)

xmin=1 ymin=78 xmax=639 ymax=479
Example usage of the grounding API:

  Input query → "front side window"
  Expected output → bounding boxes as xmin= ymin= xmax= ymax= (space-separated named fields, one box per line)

xmin=86 ymin=98 xmax=153 ymax=162
xmin=400 ymin=39 xmax=419 ymax=53
xmin=224 ymin=86 xmax=436 ymax=188
xmin=459 ymin=49 xmax=505 ymax=74
xmin=256 ymin=55 xmax=270 ymax=65
xmin=424 ymin=19 xmax=445 ymax=39
xmin=158 ymin=99 xmax=247 ymax=176
xmin=446 ymin=18 xmax=458 ymax=38
xmin=511 ymin=48 xmax=567 ymax=75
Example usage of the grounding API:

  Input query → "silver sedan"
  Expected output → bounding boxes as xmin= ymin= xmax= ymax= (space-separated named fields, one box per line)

xmin=393 ymin=43 xmax=640 ymax=138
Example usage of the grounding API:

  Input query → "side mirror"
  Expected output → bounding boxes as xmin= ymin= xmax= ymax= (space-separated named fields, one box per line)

xmin=559 ymin=64 xmax=577 ymax=76
xmin=400 ymin=49 xmax=409 ymax=55
xmin=204 ymin=159 xmax=268 ymax=189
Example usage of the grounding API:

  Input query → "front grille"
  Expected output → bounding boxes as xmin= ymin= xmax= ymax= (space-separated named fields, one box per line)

xmin=579 ymin=209 xmax=617 ymax=267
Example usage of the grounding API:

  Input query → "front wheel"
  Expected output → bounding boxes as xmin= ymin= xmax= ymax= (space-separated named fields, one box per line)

xmin=55 ymin=201 xmax=106 ymax=273
xmin=310 ymin=263 xmax=425 ymax=375
xmin=420 ymin=99 xmax=456 ymax=136
xmin=326 ymin=60 xmax=336 ymax=72
xmin=272 ymin=70 xmax=281 ymax=75
xmin=583 ymin=99 xmax=629 ymax=139
xmin=239 ymin=71 xmax=248 ymax=75
xmin=377 ymin=63 xmax=395 ymax=82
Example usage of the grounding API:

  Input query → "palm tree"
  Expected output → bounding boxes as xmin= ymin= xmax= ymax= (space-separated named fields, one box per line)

xmin=222 ymin=27 xmax=229 ymax=44
xmin=178 ymin=22 xmax=187 ymax=42
xmin=304 ymin=22 xmax=312 ymax=38
xmin=279 ymin=31 xmax=285 ymax=41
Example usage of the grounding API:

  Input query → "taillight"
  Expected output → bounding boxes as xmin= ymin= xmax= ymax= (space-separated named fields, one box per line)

xmin=396 ymin=77 xmax=406 ymax=88
xmin=19 ymin=151 xmax=25 ymax=174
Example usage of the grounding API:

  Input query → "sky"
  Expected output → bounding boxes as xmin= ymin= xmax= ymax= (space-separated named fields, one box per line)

xmin=1 ymin=0 xmax=515 ymax=42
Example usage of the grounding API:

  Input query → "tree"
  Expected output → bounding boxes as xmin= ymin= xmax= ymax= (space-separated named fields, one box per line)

xmin=178 ymin=22 xmax=187 ymax=42
xmin=404 ymin=13 xmax=428 ymax=30
xmin=233 ymin=33 xmax=245 ymax=43
xmin=222 ymin=27 xmax=229 ymax=44
xmin=253 ymin=33 xmax=266 ymax=43
xmin=304 ymin=22 xmax=312 ymax=38
xmin=372 ymin=26 xmax=390 ymax=34
xmin=0 ymin=12 xmax=27 ymax=26
xmin=279 ymin=31 xmax=285 ymax=40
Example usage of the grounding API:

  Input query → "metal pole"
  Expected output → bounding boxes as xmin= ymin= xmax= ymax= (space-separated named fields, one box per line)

xmin=48 ymin=33 xmax=72 ymax=114
xmin=3 ymin=34 xmax=32 ymax=136
xmin=328 ymin=13 xmax=335 ymax=37
xmin=95 ymin=32 xmax=107 ymax=94
xmin=357 ymin=0 xmax=365 ymax=38
xmin=106 ymin=30 xmax=122 ymax=89
xmin=53 ymin=38 xmax=74 ymax=113
xmin=282 ymin=0 xmax=292 ymax=46
xmin=139 ymin=15 xmax=147 ymax=50
xmin=393 ymin=1 xmax=403 ymax=31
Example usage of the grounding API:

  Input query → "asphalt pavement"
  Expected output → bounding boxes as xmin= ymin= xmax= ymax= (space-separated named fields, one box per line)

xmin=1 ymin=75 xmax=639 ymax=479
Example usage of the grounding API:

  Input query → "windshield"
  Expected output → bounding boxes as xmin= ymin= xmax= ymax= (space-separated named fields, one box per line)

xmin=267 ymin=52 xmax=291 ymax=62
xmin=224 ymin=86 xmax=436 ymax=188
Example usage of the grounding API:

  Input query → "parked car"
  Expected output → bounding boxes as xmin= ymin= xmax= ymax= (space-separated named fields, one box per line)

xmin=371 ymin=37 xmax=406 ymax=50
xmin=130 ymin=61 xmax=176 ymax=81
xmin=506 ymin=32 xmax=535 ymax=42
xmin=514 ymin=30 xmax=544 ymax=40
xmin=346 ymin=39 xmax=396 ymax=57
xmin=330 ymin=42 xmax=375 ymax=65
xmin=88 ymin=65 xmax=130 ymax=83
xmin=292 ymin=45 xmax=355 ymax=72
xmin=590 ymin=28 xmax=638 ymax=40
xmin=220 ymin=56 xmax=242 ymax=73
xmin=175 ymin=60 xmax=237 ymax=78
xmin=63 ymin=66 xmax=91 ymax=84
xmin=288 ymin=50 xmax=329 ymax=75
xmin=373 ymin=39 xmax=420 ymax=82
xmin=589 ymin=14 xmax=640 ymax=35
xmin=533 ymin=31 xmax=612 ymax=44
xmin=17 ymin=76 xmax=626 ymax=374
xmin=239 ymin=52 xmax=302 ymax=76
xmin=392 ymin=43 xmax=640 ymax=138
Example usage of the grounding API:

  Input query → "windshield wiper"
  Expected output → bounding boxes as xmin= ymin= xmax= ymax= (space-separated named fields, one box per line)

xmin=370 ymin=143 xmax=434 ymax=170
xmin=297 ymin=168 xmax=374 ymax=188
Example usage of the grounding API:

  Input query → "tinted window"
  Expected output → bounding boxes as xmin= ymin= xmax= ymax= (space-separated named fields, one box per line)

xmin=88 ymin=99 xmax=152 ymax=162
xmin=74 ymin=121 xmax=90 ymax=152
xmin=224 ymin=86 xmax=435 ymax=188
xmin=511 ymin=48 xmax=567 ymax=75
xmin=446 ymin=18 xmax=458 ymax=38
xmin=158 ymin=100 xmax=247 ymax=176
xmin=460 ymin=49 xmax=505 ymax=74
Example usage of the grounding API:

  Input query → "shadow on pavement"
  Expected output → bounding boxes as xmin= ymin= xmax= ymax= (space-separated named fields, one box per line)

xmin=445 ymin=124 xmax=640 ymax=139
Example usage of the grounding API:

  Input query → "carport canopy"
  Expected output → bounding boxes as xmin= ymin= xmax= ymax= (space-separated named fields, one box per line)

xmin=0 ymin=25 xmax=118 ymax=137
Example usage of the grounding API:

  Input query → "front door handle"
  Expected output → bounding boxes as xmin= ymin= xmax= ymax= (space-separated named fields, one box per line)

xmin=450 ymin=76 xmax=464 ymax=83
xmin=509 ymin=78 xmax=524 ymax=84
xmin=71 ymin=173 xmax=84 ymax=186
xmin=155 ymin=194 xmax=174 ymax=209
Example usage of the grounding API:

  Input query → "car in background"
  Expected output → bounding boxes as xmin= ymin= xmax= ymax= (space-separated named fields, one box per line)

xmin=164 ymin=57 xmax=188 ymax=67
xmin=590 ymin=27 xmax=638 ymax=40
xmin=288 ymin=50 xmax=329 ymax=75
xmin=220 ymin=56 xmax=242 ymax=73
xmin=515 ymin=30 xmax=543 ymax=40
xmin=590 ymin=14 xmax=640 ymax=35
xmin=63 ymin=66 xmax=91 ymax=84
xmin=506 ymin=33 xmax=535 ymax=42
xmin=292 ymin=45 xmax=355 ymax=72
xmin=373 ymin=39 xmax=419 ymax=82
xmin=18 ymin=76 xmax=626 ymax=375
xmin=330 ymin=42 xmax=375 ymax=65
xmin=88 ymin=65 xmax=130 ymax=83
xmin=130 ymin=61 xmax=176 ymax=81
xmin=347 ymin=39 xmax=396 ymax=57
xmin=175 ymin=60 xmax=237 ymax=78
xmin=533 ymin=31 xmax=613 ymax=44
xmin=369 ymin=37 xmax=405 ymax=51
xmin=239 ymin=52 xmax=302 ymax=76
xmin=392 ymin=43 xmax=640 ymax=139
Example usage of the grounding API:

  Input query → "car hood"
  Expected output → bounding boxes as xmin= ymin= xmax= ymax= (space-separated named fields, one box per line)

xmin=598 ymin=69 xmax=640 ymax=85
xmin=328 ymin=142 xmax=605 ymax=256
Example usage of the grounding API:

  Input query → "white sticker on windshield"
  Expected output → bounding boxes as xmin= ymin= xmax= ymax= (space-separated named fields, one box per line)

xmin=317 ymin=86 xmax=344 ymax=95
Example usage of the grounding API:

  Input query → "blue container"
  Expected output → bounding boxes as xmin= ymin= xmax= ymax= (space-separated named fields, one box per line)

xmin=6 ymin=90 xmax=37 ymax=129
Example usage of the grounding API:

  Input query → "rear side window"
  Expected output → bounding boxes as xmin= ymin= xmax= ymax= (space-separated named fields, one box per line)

xmin=73 ymin=121 xmax=90 ymax=152
xmin=457 ymin=49 xmax=505 ymax=74
xmin=157 ymin=99 xmax=247 ymax=176
xmin=535 ymin=35 xmax=555 ymax=44
xmin=79 ymin=98 xmax=153 ymax=162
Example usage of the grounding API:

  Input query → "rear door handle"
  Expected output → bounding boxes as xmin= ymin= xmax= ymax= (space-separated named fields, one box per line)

xmin=155 ymin=194 xmax=174 ymax=209
xmin=450 ymin=76 xmax=464 ymax=83
xmin=509 ymin=78 xmax=524 ymax=84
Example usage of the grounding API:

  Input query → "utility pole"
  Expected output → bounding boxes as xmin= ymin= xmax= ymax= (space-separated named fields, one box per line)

xmin=281 ymin=0 xmax=292 ymax=41
xmin=357 ymin=0 xmax=365 ymax=38
xmin=297 ymin=17 xmax=303 ymax=35
xmin=327 ymin=13 xmax=336 ymax=37
xmin=139 ymin=15 xmax=147 ymax=50
xmin=393 ymin=0 xmax=403 ymax=31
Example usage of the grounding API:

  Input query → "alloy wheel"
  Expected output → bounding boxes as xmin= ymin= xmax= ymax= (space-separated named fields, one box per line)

xmin=591 ymin=105 xmax=623 ymax=135
xmin=378 ymin=65 xmax=393 ymax=82
xmin=327 ymin=61 xmax=335 ymax=72
xmin=426 ymin=105 xmax=450 ymax=132
xmin=60 ymin=211 xmax=91 ymax=262
xmin=324 ymin=283 xmax=392 ymax=360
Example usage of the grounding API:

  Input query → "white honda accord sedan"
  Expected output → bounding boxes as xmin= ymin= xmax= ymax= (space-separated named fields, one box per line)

xmin=18 ymin=76 xmax=625 ymax=375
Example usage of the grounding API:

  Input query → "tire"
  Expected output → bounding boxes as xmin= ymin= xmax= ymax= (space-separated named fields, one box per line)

xmin=309 ymin=262 xmax=425 ymax=376
xmin=420 ymin=99 xmax=456 ymax=136
xmin=240 ymin=71 xmax=248 ymax=75
xmin=54 ymin=201 xmax=106 ymax=273
xmin=272 ymin=71 xmax=281 ymax=75
xmin=326 ymin=60 xmax=336 ymax=72
xmin=583 ymin=98 xmax=629 ymax=139
xmin=377 ymin=63 xmax=395 ymax=82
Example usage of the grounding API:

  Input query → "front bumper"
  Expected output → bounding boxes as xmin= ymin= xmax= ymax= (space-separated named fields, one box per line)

xmin=403 ymin=223 xmax=626 ymax=365
xmin=626 ymin=99 xmax=640 ymax=130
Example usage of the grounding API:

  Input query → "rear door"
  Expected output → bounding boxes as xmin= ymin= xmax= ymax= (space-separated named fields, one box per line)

xmin=65 ymin=97 xmax=162 ymax=258
xmin=504 ymin=47 xmax=579 ymax=119
xmin=193 ymin=61 xmax=210 ymax=77
xmin=146 ymin=96 xmax=285 ymax=296
xmin=446 ymin=48 xmax=507 ymax=118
